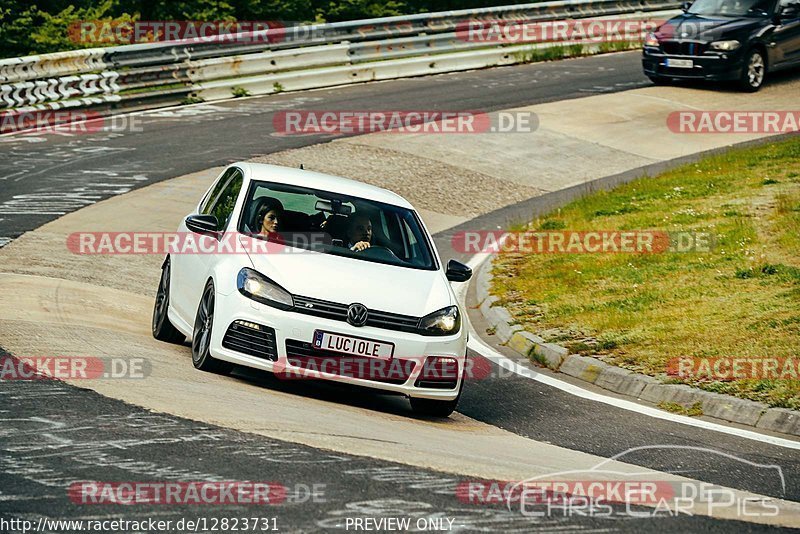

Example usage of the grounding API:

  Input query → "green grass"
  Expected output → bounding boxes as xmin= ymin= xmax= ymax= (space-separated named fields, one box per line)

xmin=492 ymin=138 xmax=800 ymax=409
xmin=512 ymin=40 xmax=642 ymax=65
xmin=231 ymin=86 xmax=251 ymax=98
xmin=657 ymin=401 xmax=704 ymax=417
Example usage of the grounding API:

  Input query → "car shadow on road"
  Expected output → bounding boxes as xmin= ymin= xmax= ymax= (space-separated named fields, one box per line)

xmin=654 ymin=67 xmax=800 ymax=93
xmin=226 ymin=363 xmax=453 ymax=421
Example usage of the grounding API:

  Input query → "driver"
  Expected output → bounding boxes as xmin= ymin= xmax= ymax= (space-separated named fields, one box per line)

xmin=346 ymin=214 xmax=373 ymax=252
xmin=255 ymin=198 xmax=284 ymax=236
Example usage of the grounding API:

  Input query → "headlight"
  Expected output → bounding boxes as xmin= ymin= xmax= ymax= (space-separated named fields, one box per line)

xmin=418 ymin=306 xmax=461 ymax=336
xmin=710 ymin=40 xmax=740 ymax=51
xmin=645 ymin=32 xmax=660 ymax=48
xmin=237 ymin=268 xmax=294 ymax=310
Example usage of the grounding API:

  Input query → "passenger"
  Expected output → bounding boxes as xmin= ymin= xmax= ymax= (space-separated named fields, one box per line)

xmin=346 ymin=214 xmax=373 ymax=252
xmin=256 ymin=198 xmax=284 ymax=236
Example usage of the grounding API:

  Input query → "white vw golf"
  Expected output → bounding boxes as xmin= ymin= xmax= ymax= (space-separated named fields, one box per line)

xmin=152 ymin=163 xmax=472 ymax=416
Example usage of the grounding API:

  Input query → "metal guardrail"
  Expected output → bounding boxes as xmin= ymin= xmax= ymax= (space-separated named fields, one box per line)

xmin=0 ymin=0 xmax=680 ymax=132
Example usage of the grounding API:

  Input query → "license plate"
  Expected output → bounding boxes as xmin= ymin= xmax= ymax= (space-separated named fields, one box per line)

xmin=313 ymin=330 xmax=394 ymax=360
xmin=665 ymin=58 xmax=693 ymax=69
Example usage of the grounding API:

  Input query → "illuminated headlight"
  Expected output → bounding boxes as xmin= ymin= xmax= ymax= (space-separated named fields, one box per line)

xmin=710 ymin=40 xmax=740 ymax=51
xmin=645 ymin=32 xmax=660 ymax=48
xmin=237 ymin=268 xmax=293 ymax=310
xmin=418 ymin=306 xmax=461 ymax=336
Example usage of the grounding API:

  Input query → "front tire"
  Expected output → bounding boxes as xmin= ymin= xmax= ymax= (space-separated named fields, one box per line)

xmin=152 ymin=258 xmax=185 ymax=344
xmin=739 ymin=49 xmax=766 ymax=92
xmin=410 ymin=371 xmax=464 ymax=418
xmin=410 ymin=396 xmax=460 ymax=418
xmin=191 ymin=280 xmax=232 ymax=375
xmin=647 ymin=75 xmax=670 ymax=86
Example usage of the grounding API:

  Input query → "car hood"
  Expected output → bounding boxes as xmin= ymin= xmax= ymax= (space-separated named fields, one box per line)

xmin=243 ymin=244 xmax=452 ymax=317
xmin=658 ymin=14 xmax=765 ymax=42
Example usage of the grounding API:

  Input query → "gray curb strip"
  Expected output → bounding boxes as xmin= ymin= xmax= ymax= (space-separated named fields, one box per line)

xmin=474 ymin=256 xmax=800 ymax=438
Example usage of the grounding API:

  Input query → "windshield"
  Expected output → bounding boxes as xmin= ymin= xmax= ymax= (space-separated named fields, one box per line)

xmin=687 ymin=0 xmax=775 ymax=16
xmin=238 ymin=181 xmax=437 ymax=270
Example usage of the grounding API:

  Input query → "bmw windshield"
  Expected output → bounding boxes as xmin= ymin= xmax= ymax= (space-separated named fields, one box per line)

xmin=687 ymin=0 xmax=775 ymax=17
xmin=238 ymin=181 xmax=437 ymax=271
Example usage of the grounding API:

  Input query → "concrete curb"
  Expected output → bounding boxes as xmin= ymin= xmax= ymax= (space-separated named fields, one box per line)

xmin=473 ymin=256 xmax=799 ymax=438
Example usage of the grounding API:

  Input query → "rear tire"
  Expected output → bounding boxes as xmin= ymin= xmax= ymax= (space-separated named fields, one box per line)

xmin=739 ymin=49 xmax=766 ymax=92
xmin=191 ymin=280 xmax=233 ymax=375
xmin=152 ymin=258 xmax=185 ymax=344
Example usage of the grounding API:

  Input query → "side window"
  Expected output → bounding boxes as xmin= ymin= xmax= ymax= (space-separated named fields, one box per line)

xmin=200 ymin=168 xmax=239 ymax=215
xmin=780 ymin=0 xmax=800 ymax=15
xmin=209 ymin=170 xmax=244 ymax=230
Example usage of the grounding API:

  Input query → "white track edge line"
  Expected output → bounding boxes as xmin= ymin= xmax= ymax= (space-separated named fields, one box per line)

xmin=459 ymin=253 xmax=800 ymax=451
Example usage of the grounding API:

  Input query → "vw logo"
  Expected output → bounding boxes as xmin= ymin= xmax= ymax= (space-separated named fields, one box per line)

xmin=347 ymin=303 xmax=369 ymax=327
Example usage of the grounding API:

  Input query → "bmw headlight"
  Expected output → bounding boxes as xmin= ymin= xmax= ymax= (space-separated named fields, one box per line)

xmin=645 ymin=32 xmax=660 ymax=48
xmin=237 ymin=268 xmax=294 ymax=310
xmin=710 ymin=40 xmax=740 ymax=51
xmin=418 ymin=306 xmax=461 ymax=336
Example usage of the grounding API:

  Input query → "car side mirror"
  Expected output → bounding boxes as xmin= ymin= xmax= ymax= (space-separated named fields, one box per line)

xmin=185 ymin=214 xmax=220 ymax=236
xmin=778 ymin=4 xmax=799 ymax=20
xmin=446 ymin=259 xmax=472 ymax=283
xmin=681 ymin=1 xmax=692 ymax=11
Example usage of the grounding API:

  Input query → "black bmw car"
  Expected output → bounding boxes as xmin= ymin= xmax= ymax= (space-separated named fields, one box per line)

xmin=643 ymin=0 xmax=800 ymax=91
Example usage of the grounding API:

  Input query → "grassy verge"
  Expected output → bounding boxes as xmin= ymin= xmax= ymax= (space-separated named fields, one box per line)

xmin=512 ymin=40 xmax=641 ymax=64
xmin=492 ymin=137 xmax=800 ymax=409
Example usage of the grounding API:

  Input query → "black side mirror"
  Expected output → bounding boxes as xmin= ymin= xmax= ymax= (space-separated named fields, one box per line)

xmin=446 ymin=259 xmax=472 ymax=282
xmin=778 ymin=4 xmax=800 ymax=20
xmin=185 ymin=214 xmax=220 ymax=236
xmin=681 ymin=1 xmax=692 ymax=11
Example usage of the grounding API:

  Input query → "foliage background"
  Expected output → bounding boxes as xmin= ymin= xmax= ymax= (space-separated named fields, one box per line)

xmin=1 ymin=0 xmax=534 ymax=58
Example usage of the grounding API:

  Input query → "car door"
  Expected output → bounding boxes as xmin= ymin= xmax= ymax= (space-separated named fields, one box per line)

xmin=773 ymin=0 xmax=800 ymax=67
xmin=172 ymin=167 xmax=244 ymax=326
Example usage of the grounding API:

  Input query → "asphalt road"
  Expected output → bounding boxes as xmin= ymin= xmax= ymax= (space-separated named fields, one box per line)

xmin=0 ymin=51 xmax=648 ymax=242
xmin=0 ymin=350 xmax=788 ymax=533
xmin=1 ymin=51 xmax=799 ymax=532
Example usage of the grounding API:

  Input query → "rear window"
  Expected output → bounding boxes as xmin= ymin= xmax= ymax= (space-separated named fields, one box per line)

xmin=238 ymin=181 xmax=437 ymax=271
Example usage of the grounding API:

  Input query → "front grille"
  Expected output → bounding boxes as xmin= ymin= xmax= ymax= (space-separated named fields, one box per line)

xmin=285 ymin=339 xmax=415 ymax=384
xmin=660 ymin=41 xmax=707 ymax=56
xmin=293 ymin=295 xmax=348 ymax=320
xmin=222 ymin=321 xmax=278 ymax=361
xmin=292 ymin=295 xmax=420 ymax=334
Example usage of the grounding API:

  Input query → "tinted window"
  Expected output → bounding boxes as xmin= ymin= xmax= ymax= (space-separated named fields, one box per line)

xmin=209 ymin=170 xmax=243 ymax=230
xmin=688 ymin=0 xmax=775 ymax=16
xmin=201 ymin=167 xmax=240 ymax=215
xmin=779 ymin=0 xmax=800 ymax=15
xmin=239 ymin=181 xmax=437 ymax=270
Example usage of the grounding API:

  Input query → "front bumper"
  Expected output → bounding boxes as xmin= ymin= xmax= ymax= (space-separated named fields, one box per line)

xmin=642 ymin=47 xmax=746 ymax=81
xmin=210 ymin=289 xmax=467 ymax=400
